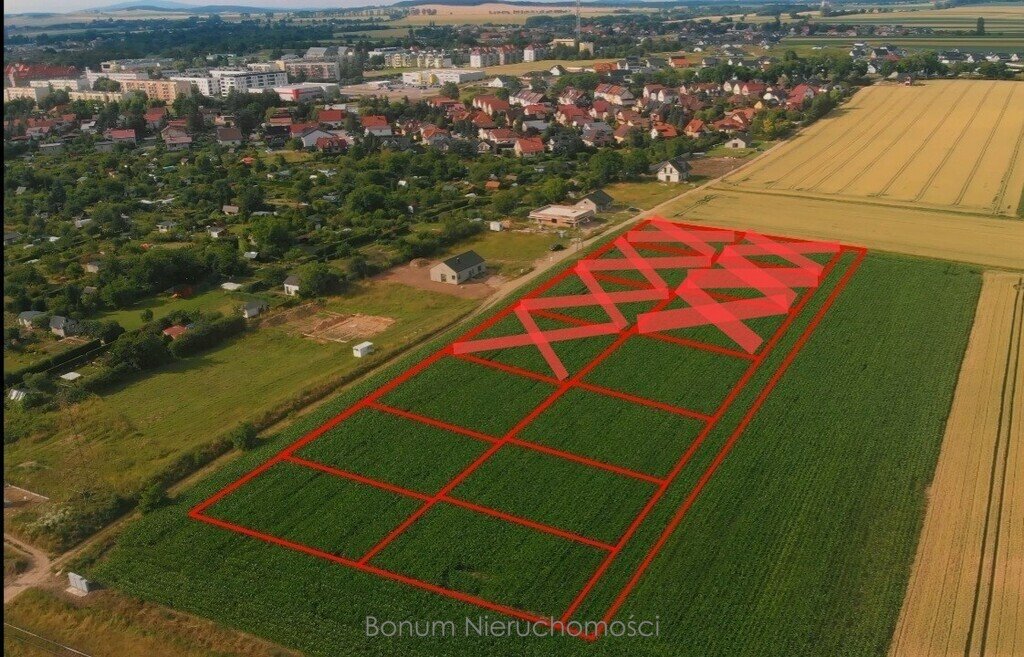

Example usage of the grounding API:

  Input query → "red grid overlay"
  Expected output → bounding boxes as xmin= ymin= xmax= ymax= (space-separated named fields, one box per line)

xmin=190 ymin=219 xmax=866 ymax=640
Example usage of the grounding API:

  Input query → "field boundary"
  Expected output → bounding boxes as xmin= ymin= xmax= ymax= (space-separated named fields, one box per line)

xmin=190 ymin=219 xmax=864 ymax=640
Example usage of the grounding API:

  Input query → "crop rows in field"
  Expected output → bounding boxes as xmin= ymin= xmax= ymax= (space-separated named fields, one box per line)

xmin=890 ymin=271 xmax=1023 ymax=657
xmin=185 ymin=220 xmax=864 ymax=636
xmin=729 ymin=81 xmax=1024 ymax=217
xmin=95 ymin=250 xmax=982 ymax=657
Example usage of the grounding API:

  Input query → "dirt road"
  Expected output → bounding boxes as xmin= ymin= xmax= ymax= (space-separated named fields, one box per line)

xmin=4 ymin=535 xmax=53 ymax=605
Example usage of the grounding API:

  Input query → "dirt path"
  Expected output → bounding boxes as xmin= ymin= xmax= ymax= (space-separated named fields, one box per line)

xmin=889 ymin=271 xmax=1023 ymax=657
xmin=4 ymin=535 xmax=54 ymax=605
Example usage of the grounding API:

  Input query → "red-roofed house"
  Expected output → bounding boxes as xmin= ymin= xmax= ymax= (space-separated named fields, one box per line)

xmin=162 ymin=324 xmax=188 ymax=340
xmin=144 ymin=106 xmax=168 ymax=129
xmin=360 ymin=115 xmax=392 ymax=137
xmin=315 ymin=135 xmax=347 ymax=153
xmin=684 ymin=118 xmax=706 ymax=138
xmin=514 ymin=137 xmax=545 ymax=157
xmin=472 ymin=95 xmax=511 ymax=117
xmin=317 ymin=108 xmax=346 ymax=127
xmin=594 ymin=83 xmax=634 ymax=105
xmin=650 ymin=122 xmax=679 ymax=140
xmin=106 ymin=128 xmax=137 ymax=144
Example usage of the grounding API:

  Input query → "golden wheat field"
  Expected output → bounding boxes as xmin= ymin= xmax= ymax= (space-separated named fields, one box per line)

xmin=728 ymin=81 xmax=1024 ymax=217
xmin=889 ymin=271 xmax=1023 ymax=657
xmin=659 ymin=187 xmax=1024 ymax=269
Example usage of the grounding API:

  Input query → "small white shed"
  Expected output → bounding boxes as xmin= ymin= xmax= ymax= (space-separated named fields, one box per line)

xmin=353 ymin=341 xmax=374 ymax=358
xmin=68 ymin=572 xmax=95 ymax=595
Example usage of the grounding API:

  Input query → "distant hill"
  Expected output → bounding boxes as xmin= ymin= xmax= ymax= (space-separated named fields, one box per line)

xmin=96 ymin=0 xmax=195 ymax=8
xmin=87 ymin=1 xmax=296 ymax=11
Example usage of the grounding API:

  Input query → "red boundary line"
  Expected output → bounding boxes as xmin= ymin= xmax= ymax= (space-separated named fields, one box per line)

xmin=555 ymin=247 xmax=846 ymax=625
xmin=589 ymin=247 xmax=866 ymax=638
xmin=189 ymin=221 xmax=861 ymax=638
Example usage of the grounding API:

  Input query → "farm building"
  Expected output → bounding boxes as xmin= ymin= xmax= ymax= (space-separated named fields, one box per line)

xmin=242 ymin=300 xmax=268 ymax=319
xmin=654 ymin=158 xmax=691 ymax=183
xmin=529 ymin=204 xmax=595 ymax=228
xmin=430 ymin=251 xmax=486 ymax=285
xmin=17 ymin=310 xmax=45 ymax=328
xmin=8 ymin=389 xmax=28 ymax=402
xmin=49 ymin=316 xmax=79 ymax=338
xmin=283 ymin=275 xmax=301 ymax=296
xmin=352 ymin=341 xmax=374 ymax=358
xmin=208 ymin=226 xmax=227 ymax=239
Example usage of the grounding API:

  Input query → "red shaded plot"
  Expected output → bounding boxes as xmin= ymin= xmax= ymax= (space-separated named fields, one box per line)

xmin=191 ymin=219 xmax=864 ymax=640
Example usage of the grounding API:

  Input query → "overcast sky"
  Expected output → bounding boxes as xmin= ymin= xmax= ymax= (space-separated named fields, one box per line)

xmin=4 ymin=0 xmax=407 ymax=17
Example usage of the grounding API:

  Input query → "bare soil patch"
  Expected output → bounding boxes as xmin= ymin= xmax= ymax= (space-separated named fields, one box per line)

xmin=377 ymin=263 xmax=498 ymax=299
xmin=260 ymin=302 xmax=394 ymax=343
xmin=689 ymin=156 xmax=748 ymax=179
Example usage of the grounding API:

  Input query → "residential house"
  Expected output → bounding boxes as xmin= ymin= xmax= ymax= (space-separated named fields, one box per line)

xmin=49 ymin=315 xmax=79 ymax=338
xmin=317 ymin=108 xmax=346 ymax=128
xmin=725 ymin=134 xmax=752 ymax=149
xmin=472 ymin=95 xmax=511 ymax=117
xmin=216 ymin=126 xmax=243 ymax=146
xmin=429 ymin=251 xmax=486 ymax=285
xmin=650 ymin=122 xmax=679 ymax=140
xmin=594 ymin=83 xmax=634 ymax=105
xmin=684 ymin=118 xmax=707 ymax=138
xmin=315 ymin=135 xmax=347 ymax=153
xmin=106 ymin=128 xmax=137 ymax=144
xmin=161 ymin=126 xmax=192 ymax=150
xmin=144 ymin=106 xmax=168 ymax=129
xmin=654 ymin=158 xmax=691 ymax=183
xmin=360 ymin=115 xmax=392 ymax=137
xmin=514 ymin=137 xmax=545 ymax=157
xmin=529 ymin=204 xmax=595 ymax=228
xmin=17 ymin=310 xmax=45 ymax=328
xmin=575 ymin=190 xmax=613 ymax=213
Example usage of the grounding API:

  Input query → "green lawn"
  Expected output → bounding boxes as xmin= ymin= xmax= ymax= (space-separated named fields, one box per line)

xmin=3 ymin=281 xmax=476 ymax=500
xmin=439 ymin=229 xmax=562 ymax=276
xmin=604 ymin=179 xmax=694 ymax=210
xmin=96 ymin=288 xmax=253 ymax=331
xmin=3 ymin=336 xmax=83 ymax=373
xmin=92 ymin=249 xmax=980 ymax=657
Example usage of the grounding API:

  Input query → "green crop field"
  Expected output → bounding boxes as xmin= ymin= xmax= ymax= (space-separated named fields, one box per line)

xmin=91 ymin=244 xmax=979 ymax=656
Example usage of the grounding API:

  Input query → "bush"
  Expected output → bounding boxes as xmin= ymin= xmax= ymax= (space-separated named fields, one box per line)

xmin=167 ymin=315 xmax=246 ymax=358
xmin=3 ymin=338 xmax=102 ymax=387
xmin=138 ymin=483 xmax=169 ymax=514
xmin=28 ymin=487 xmax=128 ymax=552
xmin=230 ymin=422 xmax=259 ymax=451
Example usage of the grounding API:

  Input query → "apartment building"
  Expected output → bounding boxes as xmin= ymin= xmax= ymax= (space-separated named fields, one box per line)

xmin=121 ymin=79 xmax=194 ymax=101
xmin=284 ymin=59 xmax=341 ymax=82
